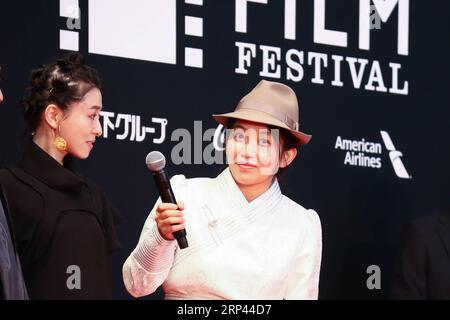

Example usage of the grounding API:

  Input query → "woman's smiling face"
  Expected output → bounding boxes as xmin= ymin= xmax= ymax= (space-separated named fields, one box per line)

xmin=226 ymin=120 xmax=284 ymax=189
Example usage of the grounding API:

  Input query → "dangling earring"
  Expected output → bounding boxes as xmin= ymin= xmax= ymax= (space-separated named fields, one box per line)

xmin=53 ymin=124 xmax=67 ymax=152
xmin=54 ymin=135 xmax=68 ymax=151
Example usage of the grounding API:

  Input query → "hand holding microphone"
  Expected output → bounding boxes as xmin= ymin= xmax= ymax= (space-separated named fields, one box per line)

xmin=146 ymin=151 xmax=188 ymax=249
xmin=155 ymin=202 xmax=186 ymax=241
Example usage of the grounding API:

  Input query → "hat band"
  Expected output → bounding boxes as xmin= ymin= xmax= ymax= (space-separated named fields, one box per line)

xmin=237 ymin=107 xmax=300 ymax=131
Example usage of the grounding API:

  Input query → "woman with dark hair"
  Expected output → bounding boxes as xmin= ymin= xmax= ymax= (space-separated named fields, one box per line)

xmin=0 ymin=53 xmax=121 ymax=299
xmin=123 ymin=80 xmax=322 ymax=300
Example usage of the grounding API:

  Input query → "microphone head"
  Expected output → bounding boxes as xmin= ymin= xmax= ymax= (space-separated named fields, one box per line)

xmin=146 ymin=151 xmax=166 ymax=172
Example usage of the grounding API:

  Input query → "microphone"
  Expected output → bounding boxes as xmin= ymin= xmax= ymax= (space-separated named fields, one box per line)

xmin=145 ymin=151 xmax=188 ymax=249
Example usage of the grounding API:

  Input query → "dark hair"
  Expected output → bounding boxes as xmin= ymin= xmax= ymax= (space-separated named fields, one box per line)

xmin=21 ymin=53 xmax=102 ymax=133
xmin=225 ymin=119 xmax=299 ymax=178
xmin=272 ymin=126 xmax=298 ymax=178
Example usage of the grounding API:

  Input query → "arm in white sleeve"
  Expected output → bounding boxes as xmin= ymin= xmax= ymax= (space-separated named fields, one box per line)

xmin=284 ymin=209 xmax=322 ymax=300
xmin=122 ymin=199 xmax=177 ymax=298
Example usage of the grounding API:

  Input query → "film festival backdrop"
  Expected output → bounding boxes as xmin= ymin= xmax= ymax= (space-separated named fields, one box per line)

xmin=0 ymin=0 xmax=449 ymax=299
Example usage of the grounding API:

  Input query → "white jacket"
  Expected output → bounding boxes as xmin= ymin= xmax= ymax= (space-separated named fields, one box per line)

xmin=123 ymin=168 xmax=322 ymax=299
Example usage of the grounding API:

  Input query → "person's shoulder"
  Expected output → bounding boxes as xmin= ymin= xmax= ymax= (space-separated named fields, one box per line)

xmin=404 ymin=210 xmax=449 ymax=237
xmin=0 ymin=165 xmax=29 ymax=188
xmin=411 ymin=212 xmax=445 ymax=229
xmin=0 ymin=166 xmax=44 ymax=214
xmin=280 ymin=194 xmax=318 ymax=216
xmin=280 ymin=195 xmax=321 ymax=226
xmin=80 ymin=175 xmax=113 ymax=203
xmin=73 ymin=172 xmax=99 ymax=191
xmin=170 ymin=173 xmax=213 ymax=188
xmin=0 ymin=166 xmax=15 ymax=179
xmin=169 ymin=173 xmax=215 ymax=205
xmin=70 ymin=173 xmax=111 ymax=207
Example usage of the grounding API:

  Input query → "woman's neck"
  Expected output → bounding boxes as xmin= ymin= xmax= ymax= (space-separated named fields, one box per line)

xmin=32 ymin=130 xmax=66 ymax=165
xmin=236 ymin=177 xmax=274 ymax=203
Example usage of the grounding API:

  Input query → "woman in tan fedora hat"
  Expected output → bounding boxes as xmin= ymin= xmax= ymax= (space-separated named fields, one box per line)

xmin=124 ymin=80 xmax=322 ymax=300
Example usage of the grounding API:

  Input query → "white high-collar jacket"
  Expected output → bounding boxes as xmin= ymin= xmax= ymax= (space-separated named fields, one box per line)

xmin=123 ymin=168 xmax=322 ymax=299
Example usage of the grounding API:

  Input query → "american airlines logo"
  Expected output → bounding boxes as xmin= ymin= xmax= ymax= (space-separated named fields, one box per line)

xmin=335 ymin=131 xmax=411 ymax=179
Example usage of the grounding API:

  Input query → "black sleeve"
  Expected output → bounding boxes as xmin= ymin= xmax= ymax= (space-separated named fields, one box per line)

xmin=97 ymin=186 xmax=122 ymax=254
xmin=390 ymin=221 xmax=428 ymax=299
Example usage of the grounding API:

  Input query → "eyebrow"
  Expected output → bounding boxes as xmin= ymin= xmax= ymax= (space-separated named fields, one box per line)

xmin=89 ymin=105 xmax=103 ymax=111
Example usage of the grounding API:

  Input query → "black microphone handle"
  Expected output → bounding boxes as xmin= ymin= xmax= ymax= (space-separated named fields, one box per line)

xmin=152 ymin=170 xmax=188 ymax=249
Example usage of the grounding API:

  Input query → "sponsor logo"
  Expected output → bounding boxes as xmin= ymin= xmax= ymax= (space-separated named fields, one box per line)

xmin=335 ymin=130 xmax=411 ymax=179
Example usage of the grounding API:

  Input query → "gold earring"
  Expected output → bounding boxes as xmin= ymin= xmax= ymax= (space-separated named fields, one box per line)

xmin=53 ymin=124 xmax=67 ymax=151
xmin=54 ymin=135 xmax=68 ymax=151
xmin=52 ymin=115 xmax=68 ymax=151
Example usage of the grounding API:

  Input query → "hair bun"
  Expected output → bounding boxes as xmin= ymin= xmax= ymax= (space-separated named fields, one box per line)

xmin=56 ymin=52 xmax=85 ymax=74
xmin=66 ymin=52 xmax=85 ymax=65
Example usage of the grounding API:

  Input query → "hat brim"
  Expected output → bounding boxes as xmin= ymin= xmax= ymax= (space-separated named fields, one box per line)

xmin=212 ymin=109 xmax=311 ymax=146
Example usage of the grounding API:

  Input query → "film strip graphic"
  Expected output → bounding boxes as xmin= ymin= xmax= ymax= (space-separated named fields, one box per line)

xmin=59 ymin=0 xmax=205 ymax=68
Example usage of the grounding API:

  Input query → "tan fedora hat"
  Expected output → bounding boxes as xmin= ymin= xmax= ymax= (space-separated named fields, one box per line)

xmin=212 ymin=80 xmax=311 ymax=146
